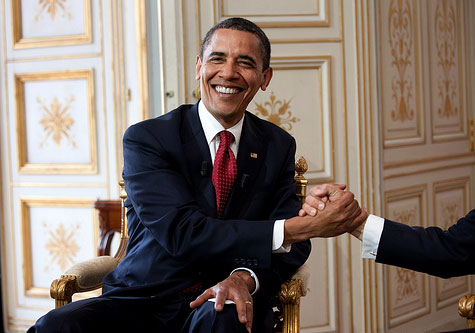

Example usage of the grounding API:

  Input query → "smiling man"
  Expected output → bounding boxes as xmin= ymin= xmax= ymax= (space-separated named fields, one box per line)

xmin=29 ymin=18 xmax=366 ymax=333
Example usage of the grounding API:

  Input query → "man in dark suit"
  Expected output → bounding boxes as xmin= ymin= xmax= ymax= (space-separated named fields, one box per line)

xmin=302 ymin=184 xmax=475 ymax=278
xmin=29 ymin=18 xmax=366 ymax=333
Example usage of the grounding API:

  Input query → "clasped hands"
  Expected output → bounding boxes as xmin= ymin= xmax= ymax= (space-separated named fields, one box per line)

xmin=190 ymin=184 xmax=367 ymax=332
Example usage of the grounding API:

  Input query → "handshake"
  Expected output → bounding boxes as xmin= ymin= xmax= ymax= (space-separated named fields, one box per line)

xmin=283 ymin=183 xmax=368 ymax=246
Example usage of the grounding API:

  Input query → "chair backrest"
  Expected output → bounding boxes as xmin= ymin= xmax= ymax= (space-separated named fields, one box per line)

xmin=113 ymin=156 xmax=308 ymax=261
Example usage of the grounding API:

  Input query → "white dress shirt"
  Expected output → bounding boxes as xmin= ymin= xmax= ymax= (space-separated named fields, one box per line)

xmin=198 ymin=102 xmax=293 ymax=294
xmin=198 ymin=102 xmax=290 ymax=253
xmin=361 ymin=214 xmax=385 ymax=259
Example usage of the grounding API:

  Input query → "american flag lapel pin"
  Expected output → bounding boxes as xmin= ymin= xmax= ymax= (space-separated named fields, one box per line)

xmin=250 ymin=153 xmax=258 ymax=159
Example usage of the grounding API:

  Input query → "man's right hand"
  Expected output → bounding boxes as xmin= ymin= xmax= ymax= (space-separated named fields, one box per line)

xmin=283 ymin=185 xmax=367 ymax=245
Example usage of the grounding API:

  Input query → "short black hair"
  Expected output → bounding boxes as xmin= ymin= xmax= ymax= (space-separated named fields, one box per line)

xmin=200 ymin=17 xmax=271 ymax=71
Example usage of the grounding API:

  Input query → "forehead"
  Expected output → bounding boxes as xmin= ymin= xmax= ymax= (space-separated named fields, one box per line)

xmin=203 ymin=29 xmax=263 ymax=62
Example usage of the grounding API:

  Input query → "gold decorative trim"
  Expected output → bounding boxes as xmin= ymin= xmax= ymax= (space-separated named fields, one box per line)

xmin=384 ymin=161 xmax=475 ymax=180
xmin=380 ymin=0 xmax=424 ymax=147
xmin=21 ymin=197 xmax=96 ymax=298
xmin=269 ymin=56 xmax=334 ymax=180
xmin=428 ymin=0 xmax=466 ymax=142
xmin=14 ymin=69 xmax=97 ymax=174
xmin=384 ymin=184 xmax=430 ymax=327
xmin=433 ymin=177 xmax=470 ymax=310
xmin=135 ymin=0 xmax=149 ymax=120
xmin=384 ymin=152 xmax=475 ymax=169
xmin=215 ymin=0 xmax=330 ymax=27
xmin=11 ymin=0 xmax=92 ymax=49
xmin=7 ymin=53 xmax=102 ymax=63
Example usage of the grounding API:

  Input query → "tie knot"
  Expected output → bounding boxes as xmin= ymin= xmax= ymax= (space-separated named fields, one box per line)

xmin=219 ymin=131 xmax=234 ymax=147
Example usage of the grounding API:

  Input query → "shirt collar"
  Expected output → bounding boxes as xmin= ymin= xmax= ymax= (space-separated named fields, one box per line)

xmin=198 ymin=100 xmax=244 ymax=146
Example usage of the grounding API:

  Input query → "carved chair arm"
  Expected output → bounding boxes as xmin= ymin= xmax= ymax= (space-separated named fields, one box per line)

xmin=50 ymin=256 xmax=119 ymax=308
xmin=459 ymin=294 xmax=475 ymax=329
xmin=278 ymin=263 xmax=310 ymax=333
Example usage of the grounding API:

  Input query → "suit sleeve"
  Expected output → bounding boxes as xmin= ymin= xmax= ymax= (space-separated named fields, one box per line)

xmin=122 ymin=123 xmax=275 ymax=273
xmin=376 ymin=210 xmax=475 ymax=278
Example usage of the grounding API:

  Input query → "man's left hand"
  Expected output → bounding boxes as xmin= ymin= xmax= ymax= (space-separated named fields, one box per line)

xmin=190 ymin=271 xmax=254 ymax=332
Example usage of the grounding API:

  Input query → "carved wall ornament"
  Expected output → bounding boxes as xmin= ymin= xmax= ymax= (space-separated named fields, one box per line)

xmin=441 ymin=200 xmax=460 ymax=229
xmin=43 ymin=222 xmax=80 ymax=272
xmin=254 ymin=92 xmax=299 ymax=133
xmin=35 ymin=0 xmax=73 ymax=21
xmin=388 ymin=0 xmax=415 ymax=122
xmin=434 ymin=0 xmax=458 ymax=119
xmin=396 ymin=268 xmax=419 ymax=302
xmin=37 ymin=95 xmax=77 ymax=148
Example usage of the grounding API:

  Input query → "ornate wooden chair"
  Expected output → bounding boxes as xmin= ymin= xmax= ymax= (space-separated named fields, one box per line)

xmin=50 ymin=157 xmax=310 ymax=333
xmin=458 ymin=294 xmax=475 ymax=329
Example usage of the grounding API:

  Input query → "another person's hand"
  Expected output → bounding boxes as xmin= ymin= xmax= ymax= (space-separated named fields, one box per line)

xmin=284 ymin=189 xmax=367 ymax=244
xmin=190 ymin=271 xmax=255 ymax=332
xmin=299 ymin=184 xmax=347 ymax=217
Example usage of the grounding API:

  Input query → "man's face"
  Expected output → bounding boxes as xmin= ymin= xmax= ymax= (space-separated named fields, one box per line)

xmin=196 ymin=28 xmax=273 ymax=128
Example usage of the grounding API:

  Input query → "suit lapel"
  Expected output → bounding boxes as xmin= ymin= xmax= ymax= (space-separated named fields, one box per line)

xmin=224 ymin=112 xmax=266 ymax=218
xmin=182 ymin=103 xmax=217 ymax=216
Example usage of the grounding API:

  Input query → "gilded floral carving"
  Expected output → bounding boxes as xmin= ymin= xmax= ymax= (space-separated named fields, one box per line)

xmin=36 ymin=0 xmax=73 ymax=21
xmin=44 ymin=222 xmax=80 ymax=272
xmin=434 ymin=0 xmax=458 ymax=119
xmin=388 ymin=0 xmax=415 ymax=122
xmin=392 ymin=207 xmax=419 ymax=302
xmin=254 ymin=92 xmax=299 ymax=133
xmin=396 ymin=268 xmax=419 ymax=301
xmin=441 ymin=199 xmax=460 ymax=229
xmin=37 ymin=96 xmax=77 ymax=148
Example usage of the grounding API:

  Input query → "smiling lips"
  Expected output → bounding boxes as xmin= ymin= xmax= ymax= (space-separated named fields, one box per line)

xmin=214 ymin=85 xmax=242 ymax=95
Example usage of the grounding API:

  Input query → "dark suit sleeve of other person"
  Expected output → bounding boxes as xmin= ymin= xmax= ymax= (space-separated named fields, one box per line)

xmin=376 ymin=209 xmax=475 ymax=278
xmin=104 ymin=104 xmax=310 ymax=298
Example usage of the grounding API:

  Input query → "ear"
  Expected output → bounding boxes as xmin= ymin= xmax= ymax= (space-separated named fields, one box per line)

xmin=260 ymin=67 xmax=273 ymax=91
xmin=195 ymin=55 xmax=202 ymax=80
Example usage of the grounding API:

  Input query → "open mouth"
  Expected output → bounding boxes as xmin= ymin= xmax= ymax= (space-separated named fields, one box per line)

xmin=213 ymin=85 xmax=243 ymax=95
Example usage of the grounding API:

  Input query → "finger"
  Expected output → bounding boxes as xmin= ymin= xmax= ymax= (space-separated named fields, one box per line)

xmin=246 ymin=301 xmax=253 ymax=333
xmin=302 ymin=202 xmax=317 ymax=216
xmin=214 ymin=287 xmax=227 ymax=312
xmin=190 ymin=289 xmax=215 ymax=309
xmin=340 ymin=191 xmax=356 ymax=207
xmin=235 ymin=299 xmax=248 ymax=325
xmin=310 ymin=183 xmax=346 ymax=197
xmin=299 ymin=208 xmax=307 ymax=217
xmin=305 ymin=196 xmax=326 ymax=212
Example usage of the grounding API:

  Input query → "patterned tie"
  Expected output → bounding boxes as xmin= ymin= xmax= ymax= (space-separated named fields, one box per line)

xmin=212 ymin=131 xmax=237 ymax=218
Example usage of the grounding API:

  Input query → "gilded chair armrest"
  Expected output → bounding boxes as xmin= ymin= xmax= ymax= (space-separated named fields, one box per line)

xmin=279 ymin=263 xmax=310 ymax=304
xmin=459 ymin=294 xmax=475 ymax=329
xmin=50 ymin=256 xmax=119 ymax=308
xmin=278 ymin=263 xmax=310 ymax=333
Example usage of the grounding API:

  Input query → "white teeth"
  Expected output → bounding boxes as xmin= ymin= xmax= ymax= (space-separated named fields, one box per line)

xmin=215 ymin=86 xmax=239 ymax=94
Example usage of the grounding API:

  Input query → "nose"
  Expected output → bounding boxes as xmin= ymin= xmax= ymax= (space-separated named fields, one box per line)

xmin=219 ymin=60 xmax=239 ymax=80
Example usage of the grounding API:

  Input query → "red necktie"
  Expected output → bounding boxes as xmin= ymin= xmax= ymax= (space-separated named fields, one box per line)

xmin=212 ymin=131 xmax=237 ymax=218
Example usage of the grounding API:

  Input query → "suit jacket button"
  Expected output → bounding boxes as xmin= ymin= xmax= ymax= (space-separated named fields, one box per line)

xmin=247 ymin=259 xmax=253 ymax=266
xmin=234 ymin=259 xmax=239 ymax=265
xmin=253 ymin=259 xmax=258 ymax=266
xmin=240 ymin=259 xmax=246 ymax=265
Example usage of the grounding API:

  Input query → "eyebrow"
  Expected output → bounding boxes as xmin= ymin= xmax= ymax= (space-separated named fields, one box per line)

xmin=207 ymin=52 xmax=258 ymax=67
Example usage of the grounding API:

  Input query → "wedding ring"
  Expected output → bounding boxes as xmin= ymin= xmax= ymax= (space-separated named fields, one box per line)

xmin=245 ymin=301 xmax=252 ymax=305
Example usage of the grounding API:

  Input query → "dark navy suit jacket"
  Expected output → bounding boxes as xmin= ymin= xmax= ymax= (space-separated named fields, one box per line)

xmin=376 ymin=209 xmax=475 ymax=278
xmin=102 ymin=102 xmax=311 ymax=311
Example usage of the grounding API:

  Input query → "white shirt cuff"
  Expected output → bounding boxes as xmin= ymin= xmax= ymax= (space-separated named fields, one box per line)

xmin=272 ymin=219 xmax=291 ymax=253
xmin=361 ymin=214 xmax=385 ymax=259
xmin=230 ymin=267 xmax=260 ymax=295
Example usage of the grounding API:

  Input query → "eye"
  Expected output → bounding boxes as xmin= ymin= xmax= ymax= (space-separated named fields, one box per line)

xmin=238 ymin=60 xmax=254 ymax=68
xmin=209 ymin=57 xmax=224 ymax=63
